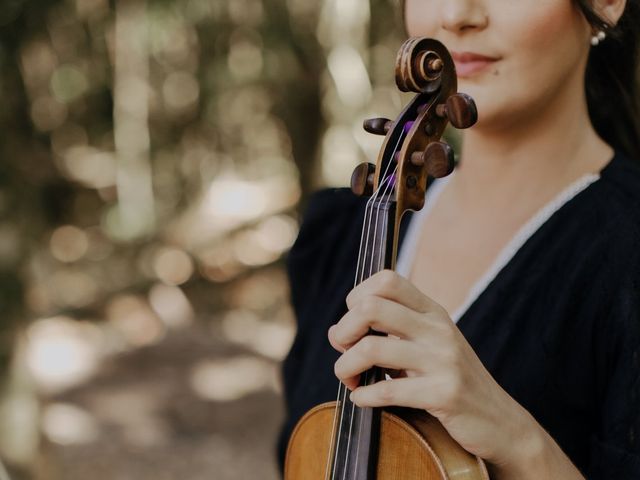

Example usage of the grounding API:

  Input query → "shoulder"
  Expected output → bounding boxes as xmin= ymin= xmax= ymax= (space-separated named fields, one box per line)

xmin=580 ymin=155 xmax=640 ymax=479
xmin=596 ymin=152 xmax=640 ymax=227
xmin=574 ymin=152 xmax=640 ymax=261
xmin=582 ymin=153 xmax=640 ymax=335
xmin=586 ymin=153 xmax=640 ymax=275
xmin=295 ymin=188 xmax=363 ymax=235
xmin=286 ymin=188 xmax=367 ymax=294
xmin=539 ymin=153 xmax=640 ymax=271
xmin=289 ymin=188 xmax=365 ymax=258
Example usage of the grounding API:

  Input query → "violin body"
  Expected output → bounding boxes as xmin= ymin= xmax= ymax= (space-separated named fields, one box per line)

xmin=286 ymin=402 xmax=489 ymax=479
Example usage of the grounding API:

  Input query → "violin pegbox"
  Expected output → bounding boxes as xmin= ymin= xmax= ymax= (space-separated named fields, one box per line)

xmin=354 ymin=37 xmax=477 ymax=218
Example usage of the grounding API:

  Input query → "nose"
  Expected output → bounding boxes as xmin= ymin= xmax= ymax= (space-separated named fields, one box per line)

xmin=441 ymin=0 xmax=488 ymax=33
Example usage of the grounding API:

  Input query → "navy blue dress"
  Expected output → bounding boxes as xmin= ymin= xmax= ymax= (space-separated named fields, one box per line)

xmin=278 ymin=152 xmax=640 ymax=479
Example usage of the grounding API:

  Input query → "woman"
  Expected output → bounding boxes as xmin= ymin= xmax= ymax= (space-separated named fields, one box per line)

xmin=279 ymin=0 xmax=640 ymax=478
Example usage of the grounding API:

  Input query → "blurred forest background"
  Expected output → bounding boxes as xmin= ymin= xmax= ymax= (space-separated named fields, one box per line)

xmin=0 ymin=0 xmax=411 ymax=478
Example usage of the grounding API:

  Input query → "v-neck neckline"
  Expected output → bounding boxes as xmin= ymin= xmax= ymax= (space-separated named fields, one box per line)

xmin=397 ymin=153 xmax=619 ymax=323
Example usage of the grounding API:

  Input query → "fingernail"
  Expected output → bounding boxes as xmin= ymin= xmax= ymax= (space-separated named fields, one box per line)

xmin=349 ymin=391 xmax=354 ymax=402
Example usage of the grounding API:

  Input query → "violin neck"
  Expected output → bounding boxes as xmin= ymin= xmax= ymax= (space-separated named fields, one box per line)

xmin=356 ymin=197 xmax=398 ymax=284
xmin=330 ymin=197 xmax=398 ymax=480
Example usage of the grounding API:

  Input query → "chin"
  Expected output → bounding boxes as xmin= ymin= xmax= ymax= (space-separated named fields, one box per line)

xmin=454 ymin=82 xmax=511 ymax=130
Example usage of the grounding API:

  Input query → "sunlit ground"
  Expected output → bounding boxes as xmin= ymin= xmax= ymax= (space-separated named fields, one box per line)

xmin=13 ymin=265 xmax=295 ymax=480
xmin=1 ymin=152 xmax=301 ymax=479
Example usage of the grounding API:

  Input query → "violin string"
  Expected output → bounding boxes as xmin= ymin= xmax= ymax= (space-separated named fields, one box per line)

xmin=331 ymin=191 xmax=382 ymax=480
xmin=350 ymin=170 xmax=399 ymax=477
xmin=329 ymin=128 xmax=404 ymax=480
xmin=343 ymin=166 xmax=398 ymax=480
xmin=332 ymin=145 xmax=401 ymax=478
xmin=349 ymin=174 xmax=397 ymax=479
xmin=337 ymin=134 xmax=402 ymax=480
xmin=328 ymin=190 xmax=379 ymax=480
xmin=356 ymin=168 xmax=399 ymax=476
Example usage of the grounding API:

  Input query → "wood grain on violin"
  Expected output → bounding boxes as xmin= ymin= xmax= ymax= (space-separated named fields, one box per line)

xmin=286 ymin=404 xmax=489 ymax=479
xmin=284 ymin=38 xmax=484 ymax=480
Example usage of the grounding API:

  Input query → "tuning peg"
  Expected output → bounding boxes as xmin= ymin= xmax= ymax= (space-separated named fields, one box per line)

xmin=434 ymin=93 xmax=478 ymax=129
xmin=410 ymin=141 xmax=455 ymax=178
xmin=426 ymin=141 xmax=455 ymax=177
xmin=351 ymin=162 xmax=376 ymax=197
xmin=363 ymin=118 xmax=393 ymax=136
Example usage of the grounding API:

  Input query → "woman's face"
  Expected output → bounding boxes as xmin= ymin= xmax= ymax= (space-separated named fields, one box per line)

xmin=404 ymin=0 xmax=593 ymax=129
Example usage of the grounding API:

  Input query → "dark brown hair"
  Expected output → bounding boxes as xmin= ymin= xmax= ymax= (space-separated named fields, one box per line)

xmin=578 ymin=0 xmax=640 ymax=161
xmin=400 ymin=0 xmax=640 ymax=161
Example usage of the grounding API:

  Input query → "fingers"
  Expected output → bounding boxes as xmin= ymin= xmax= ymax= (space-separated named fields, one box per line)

xmin=334 ymin=335 xmax=423 ymax=390
xmin=346 ymin=270 xmax=446 ymax=316
xmin=338 ymin=270 xmax=449 ymax=348
xmin=349 ymin=375 xmax=462 ymax=412
xmin=329 ymin=296 xmax=428 ymax=349
xmin=349 ymin=377 xmax=428 ymax=409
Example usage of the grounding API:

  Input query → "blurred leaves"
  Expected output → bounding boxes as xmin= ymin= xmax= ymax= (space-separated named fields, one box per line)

xmin=0 ymin=0 xmax=405 ymax=477
xmin=0 ymin=0 xmax=325 ymax=325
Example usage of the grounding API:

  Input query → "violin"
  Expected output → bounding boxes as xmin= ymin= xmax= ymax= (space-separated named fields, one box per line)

xmin=285 ymin=37 xmax=488 ymax=479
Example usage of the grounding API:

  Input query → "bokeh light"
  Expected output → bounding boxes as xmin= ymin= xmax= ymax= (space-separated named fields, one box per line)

xmin=50 ymin=64 xmax=89 ymax=103
xmin=189 ymin=356 xmax=276 ymax=402
xmin=26 ymin=317 xmax=103 ymax=394
xmin=220 ymin=309 xmax=294 ymax=360
xmin=148 ymin=283 xmax=194 ymax=328
xmin=42 ymin=403 xmax=100 ymax=446
xmin=152 ymin=247 xmax=194 ymax=286
xmin=162 ymin=71 xmax=200 ymax=113
xmin=61 ymin=146 xmax=117 ymax=189
xmin=50 ymin=225 xmax=89 ymax=263
xmin=106 ymin=295 xmax=165 ymax=347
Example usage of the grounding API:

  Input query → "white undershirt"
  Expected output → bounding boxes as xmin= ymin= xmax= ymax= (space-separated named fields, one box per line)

xmin=395 ymin=172 xmax=601 ymax=323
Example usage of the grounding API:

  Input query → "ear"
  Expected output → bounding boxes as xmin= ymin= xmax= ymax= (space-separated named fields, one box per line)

xmin=592 ymin=0 xmax=627 ymax=26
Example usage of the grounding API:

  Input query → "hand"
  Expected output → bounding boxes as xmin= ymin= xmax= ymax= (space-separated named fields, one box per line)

xmin=327 ymin=270 xmax=543 ymax=470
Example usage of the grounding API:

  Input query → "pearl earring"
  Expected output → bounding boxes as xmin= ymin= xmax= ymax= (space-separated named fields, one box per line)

xmin=590 ymin=30 xmax=606 ymax=46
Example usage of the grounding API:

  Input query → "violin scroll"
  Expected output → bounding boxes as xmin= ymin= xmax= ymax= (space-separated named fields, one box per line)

xmin=360 ymin=37 xmax=477 ymax=217
xmin=395 ymin=37 xmax=451 ymax=94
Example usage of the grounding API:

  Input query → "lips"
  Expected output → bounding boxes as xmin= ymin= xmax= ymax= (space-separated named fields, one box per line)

xmin=451 ymin=51 xmax=499 ymax=78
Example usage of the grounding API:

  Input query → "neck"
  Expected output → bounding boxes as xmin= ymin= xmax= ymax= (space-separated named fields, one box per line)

xmin=454 ymin=76 xmax=613 ymax=212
